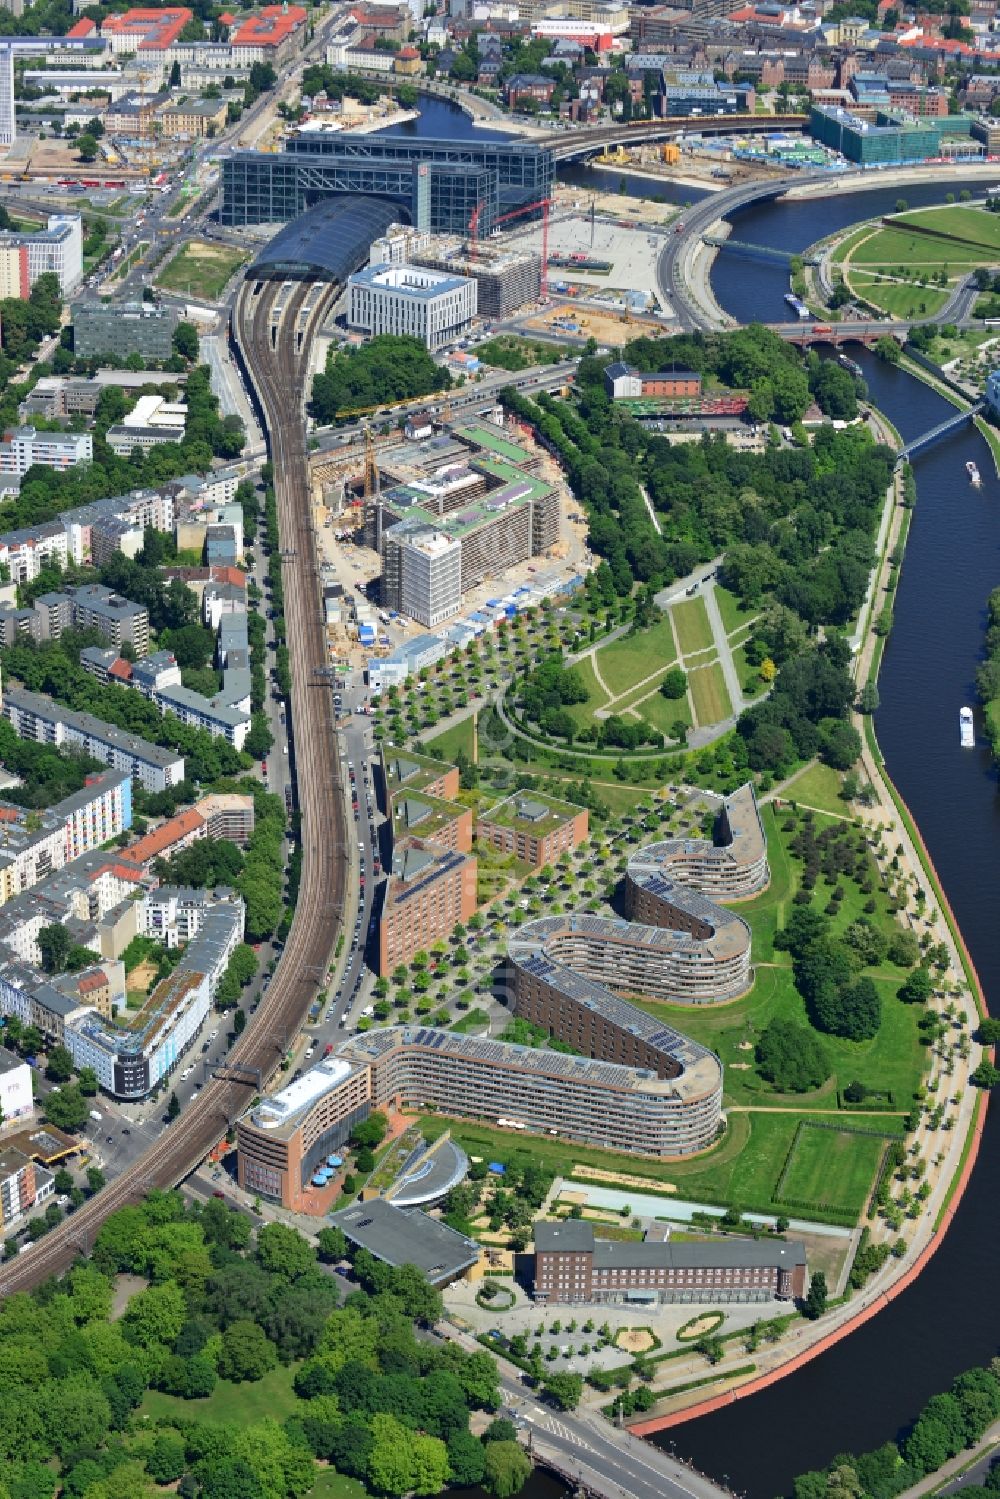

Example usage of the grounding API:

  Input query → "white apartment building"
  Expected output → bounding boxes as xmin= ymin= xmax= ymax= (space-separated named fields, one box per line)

xmin=399 ymin=527 xmax=462 ymax=627
xmin=347 ymin=264 xmax=477 ymax=351
xmin=0 ymin=426 xmax=92 ymax=477
xmin=0 ymin=1046 xmax=32 ymax=1121
xmin=0 ymin=46 xmax=14 ymax=146
xmin=0 ymin=521 xmax=68 ymax=584
xmin=0 ymin=770 xmax=131 ymax=907
xmin=2 ymin=687 xmax=185 ymax=793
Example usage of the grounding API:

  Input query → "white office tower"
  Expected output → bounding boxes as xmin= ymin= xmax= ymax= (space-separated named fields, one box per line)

xmin=0 ymin=46 xmax=14 ymax=146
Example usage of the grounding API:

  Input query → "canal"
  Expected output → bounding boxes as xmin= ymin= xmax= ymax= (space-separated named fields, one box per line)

xmin=391 ymin=99 xmax=1000 ymax=1497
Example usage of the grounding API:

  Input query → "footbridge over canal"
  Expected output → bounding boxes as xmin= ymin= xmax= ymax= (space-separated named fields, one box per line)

xmin=897 ymin=400 xmax=985 ymax=461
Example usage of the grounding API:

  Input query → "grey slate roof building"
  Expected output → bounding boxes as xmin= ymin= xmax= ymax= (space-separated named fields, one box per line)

xmin=329 ymin=1197 xmax=481 ymax=1285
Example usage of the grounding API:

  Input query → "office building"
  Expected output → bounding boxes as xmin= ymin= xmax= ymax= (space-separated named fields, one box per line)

xmin=3 ymin=687 xmax=185 ymax=792
xmin=391 ymin=788 xmax=472 ymax=854
xmin=532 ymin=1222 xmax=807 ymax=1305
xmin=73 ymin=300 xmax=178 ymax=361
xmin=809 ymin=104 xmax=976 ymax=164
xmin=161 ymin=97 xmax=228 ymax=137
xmin=378 ymin=838 xmax=477 ymax=974
xmin=221 ymin=134 xmax=555 ymax=237
xmin=0 ymin=45 xmax=14 ymax=146
xmin=411 ymin=237 xmax=541 ymax=318
xmin=0 ymin=214 xmax=82 ymax=293
xmin=347 ymin=264 xmax=477 ymax=351
xmin=237 ymin=1055 xmax=372 ymax=1209
xmin=0 ymin=427 xmax=92 ymax=477
xmin=393 ymin=526 xmax=462 ymax=627
xmin=0 ymin=1045 xmax=32 ymax=1122
xmin=476 ymin=791 xmax=588 ymax=869
xmin=330 ymin=1198 xmax=481 ymax=1285
xmin=382 ymin=747 xmax=460 ymax=803
xmin=229 ymin=4 xmax=307 ymax=63
xmin=101 ymin=6 xmax=192 ymax=56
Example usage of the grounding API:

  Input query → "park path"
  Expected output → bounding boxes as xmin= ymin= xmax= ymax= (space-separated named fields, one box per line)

xmin=641 ymin=483 xmax=663 ymax=536
xmin=703 ymin=581 xmax=747 ymax=718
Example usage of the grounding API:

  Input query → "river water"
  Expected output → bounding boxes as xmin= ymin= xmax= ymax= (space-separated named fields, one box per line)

xmin=398 ymin=101 xmax=1000 ymax=1497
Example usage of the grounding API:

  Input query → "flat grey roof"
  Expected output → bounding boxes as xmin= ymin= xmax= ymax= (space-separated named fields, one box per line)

xmin=330 ymin=1197 xmax=480 ymax=1284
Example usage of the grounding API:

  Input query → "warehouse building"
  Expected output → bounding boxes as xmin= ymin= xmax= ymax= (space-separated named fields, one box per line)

xmin=533 ymin=1222 xmax=807 ymax=1305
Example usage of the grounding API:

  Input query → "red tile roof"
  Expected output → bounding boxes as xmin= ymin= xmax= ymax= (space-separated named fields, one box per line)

xmin=230 ymin=4 xmax=306 ymax=46
xmin=78 ymin=970 xmax=109 ymax=994
xmin=126 ymin=806 xmax=205 ymax=866
xmin=102 ymin=7 xmax=193 ymax=49
xmin=67 ymin=18 xmax=98 ymax=37
xmin=109 ymin=659 xmax=133 ymax=682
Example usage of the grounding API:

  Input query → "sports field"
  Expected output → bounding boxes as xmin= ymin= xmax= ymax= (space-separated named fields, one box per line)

xmin=775 ymin=1123 xmax=888 ymax=1217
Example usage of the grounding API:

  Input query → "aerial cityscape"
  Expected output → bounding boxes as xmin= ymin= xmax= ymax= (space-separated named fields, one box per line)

xmin=0 ymin=3 xmax=1000 ymax=1499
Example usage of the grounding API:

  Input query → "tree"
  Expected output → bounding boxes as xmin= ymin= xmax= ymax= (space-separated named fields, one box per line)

xmin=543 ymin=1372 xmax=583 ymax=1410
xmin=256 ymin=1221 xmax=314 ymax=1279
xmin=76 ymin=134 xmax=99 ymax=162
xmin=898 ymin=967 xmax=933 ymax=1004
xmin=44 ymin=1084 xmax=89 ymax=1131
xmin=971 ymin=1060 xmax=1000 ymax=1088
xmin=659 ymin=666 xmax=688 ymax=700
xmin=316 ymin=1225 xmax=348 ymax=1262
xmin=173 ymin=322 xmax=200 ymax=362
xmin=803 ymin=1270 xmax=828 ymax=1319
xmin=483 ymin=1441 xmax=532 ymax=1498
xmin=813 ymin=975 xmax=882 ymax=1041
xmin=166 ymin=1092 xmax=180 ymax=1120
xmin=756 ymin=1018 xmax=830 ymax=1092
xmin=350 ymin=1111 xmax=388 ymax=1149
xmin=217 ymin=1319 xmax=277 ymax=1382
xmin=446 ymin=1430 xmax=486 ymax=1488
xmin=78 ymin=1066 xmax=98 ymax=1096
xmin=818 ymin=717 xmax=862 ymax=771
xmin=169 ymin=60 xmax=181 ymax=86
xmin=146 ymin=1434 xmax=187 ymax=1485
xmin=45 ymin=1045 xmax=74 ymax=1082
xmin=37 ymin=924 xmax=71 ymax=974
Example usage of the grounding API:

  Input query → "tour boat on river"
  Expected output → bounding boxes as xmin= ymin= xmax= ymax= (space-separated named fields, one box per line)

xmin=961 ymin=706 xmax=975 ymax=747
xmin=967 ymin=461 xmax=982 ymax=486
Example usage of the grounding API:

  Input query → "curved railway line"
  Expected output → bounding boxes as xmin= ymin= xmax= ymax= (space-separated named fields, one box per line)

xmin=0 ymin=274 xmax=348 ymax=1294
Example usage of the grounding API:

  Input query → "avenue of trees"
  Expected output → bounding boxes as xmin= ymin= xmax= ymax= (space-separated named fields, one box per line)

xmin=0 ymin=1192 xmax=525 ymax=1499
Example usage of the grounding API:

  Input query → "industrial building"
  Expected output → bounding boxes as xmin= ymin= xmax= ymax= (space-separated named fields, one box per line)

xmin=221 ymin=134 xmax=555 ymax=237
xmin=533 ymin=1222 xmax=807 ymax=1305
xmin=604 ymin=364 xmax=703 ymax=401
xmin=72 ymin=300 xmax=178 ymax=361
xmin=347 ymin=264 xmax=477 ymax=351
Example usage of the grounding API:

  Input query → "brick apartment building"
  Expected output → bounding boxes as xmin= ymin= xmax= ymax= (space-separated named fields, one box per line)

xmin=533 ymin=1222 xmax=807 ymax=1305
xmin=475 ymin=791 xmax=588 ymax=869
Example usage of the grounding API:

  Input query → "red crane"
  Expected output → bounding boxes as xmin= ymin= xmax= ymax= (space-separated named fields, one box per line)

xmin=467 ymin=196 xmax=552 ymax=301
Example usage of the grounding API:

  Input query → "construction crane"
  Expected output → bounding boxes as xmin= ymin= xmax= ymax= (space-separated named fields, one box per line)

xmin=467 ymin=196 xmax=552 ymax=301
xmin=362 ymin=425 xmax=380 ymax=500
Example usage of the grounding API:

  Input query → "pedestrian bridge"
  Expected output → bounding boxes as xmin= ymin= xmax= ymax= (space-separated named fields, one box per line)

xmin=703 ymin=235 xmax=819 ymax=266
xmin=897 ymin=400 xmax=984 ymax=461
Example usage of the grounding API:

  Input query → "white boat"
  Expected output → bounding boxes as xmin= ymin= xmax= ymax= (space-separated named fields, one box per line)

xmin=967 ymin=461 xmax=982 ymax=486
xmin=961 ymin=706 xmax=975 ymax=748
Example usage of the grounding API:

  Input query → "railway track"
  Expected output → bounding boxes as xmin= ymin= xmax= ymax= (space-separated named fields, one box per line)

xmin=0 ymin=275 xmax=348 ymax=1293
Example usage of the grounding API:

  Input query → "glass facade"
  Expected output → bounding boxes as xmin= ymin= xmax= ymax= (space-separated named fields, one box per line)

xmin=221 ymin=135 xmax=553 ymax=235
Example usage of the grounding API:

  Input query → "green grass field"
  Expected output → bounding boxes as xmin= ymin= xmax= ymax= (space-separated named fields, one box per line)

xmin=780 ymin=761 xmax=846 ymax=816
xmin=831 ymin=221 xmax=880 ymax=266
xmin=847 ymin=273 xmax=952 ymax=320
xmin=594 ymin=615 xmax=677 ymax=694
xmin=776 ymin=1123 xmax=888 ymax=1215
xmin=895 ymin=204 xmax=1000 ymax=252
xmin=688 ymin=662 xmax=732 ymax=726
xmin=671 ymin=596 xmax=714 ymax=655
xmin=715 ymin=585 xmax=756 ymax=636
xmin=732 ymin=644 xmax=767 ymax=701
xmin=141 ymin=1365 xmax=300 ymax=1426
xmin=848 ymin=226 xmax=986 ymax=269
xmin=424 ymin=716 xmax=475 ymax=761
xmin=156 ymin=239 xmax=250 ymax=301
xmin=631 ymin=686 xmax=692 ymax=738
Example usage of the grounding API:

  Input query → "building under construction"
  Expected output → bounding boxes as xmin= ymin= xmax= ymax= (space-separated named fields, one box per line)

xmin=369 ymin=223 xmax=541 ymax=318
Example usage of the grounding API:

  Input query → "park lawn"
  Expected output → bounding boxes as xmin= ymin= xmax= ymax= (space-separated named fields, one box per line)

xmin=309 ymin=1470 xmax=367 ymax=1499
xmin=847 ymin=273 xmax=952 ymax=321
xmin=425 ymin=716 xmax=475 ymax=762
xmin=671 ymin=596 xmax=713 ymax=655
xmin=634 ymin=686 xmax=692 ymax=738
xmin=715 ymin=585 xmax=755 ymax=636
xmin=775 ymin=1123 xmax=888 ymax=1216
xmin=594 ymin=615 xmax=677 ymax=695
xmin=894 ymin=204 xmax=1000 ymax=252
xmin=156 ymin=239 xmax=250 ymax=301
xmin=733 ymin=802 xmax=796 ymax=960
xmin=450 ymin=1008 xmax=492 ymax=1034
xmin=848 ymin=226 xmax=986 ymax=269
xmin=780 ymin=761 xmax=846 ymax=816
xmin=831 ymin=222 xmax=879 ymax=266
xmin=688 ymin=662 xmax=732 ymax=726
xmin=141 ymin=1365 xmax=299 ymax=1426
xmin=564 ymin=655 xmax=608 ymax=729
